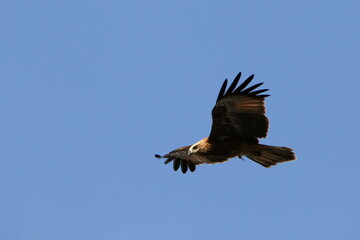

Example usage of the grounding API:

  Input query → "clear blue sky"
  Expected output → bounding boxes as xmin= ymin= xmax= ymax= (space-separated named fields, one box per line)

xmin=1 ymin=1 xmax=360 ymax=239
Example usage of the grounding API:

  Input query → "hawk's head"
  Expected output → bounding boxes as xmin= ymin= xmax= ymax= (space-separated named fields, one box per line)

xmin=188 ymin=138 xmax=209 ymax=156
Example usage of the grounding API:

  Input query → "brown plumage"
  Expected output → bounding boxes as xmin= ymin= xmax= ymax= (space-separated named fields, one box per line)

xmin=155 ymin=72 xmax=296 ymax=173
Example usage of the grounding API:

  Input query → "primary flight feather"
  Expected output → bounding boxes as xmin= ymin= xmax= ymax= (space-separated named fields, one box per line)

xmin=155 ymin=72 xmax=296 ymax=173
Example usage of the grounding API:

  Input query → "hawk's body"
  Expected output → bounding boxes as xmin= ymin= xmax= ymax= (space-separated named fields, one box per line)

xmin=155 ymin=72 xmax=296 ymax=173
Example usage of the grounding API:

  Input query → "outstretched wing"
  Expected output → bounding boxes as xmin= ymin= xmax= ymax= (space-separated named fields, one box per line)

xmin=155 ymin=146 xmax=228 ymax=174
xmin=209 ymin=72 xmax=270 ymax=143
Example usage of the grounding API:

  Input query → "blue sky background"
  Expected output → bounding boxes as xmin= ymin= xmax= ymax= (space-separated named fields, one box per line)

xmin=1 ymin=1 xmax=360 ymax=239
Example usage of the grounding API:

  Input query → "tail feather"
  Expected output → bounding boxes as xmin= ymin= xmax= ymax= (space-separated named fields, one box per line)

xmin=245 ymin=144 xmax=296 ymax=167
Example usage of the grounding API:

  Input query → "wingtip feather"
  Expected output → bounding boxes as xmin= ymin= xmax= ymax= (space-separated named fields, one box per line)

xmin=224 ymin=72 xmax=241 ymax=97
xmin=188 ymin=162 xmax=196 ymax=172
xmin=181 ymin=161 xmax=188 ymax=173
xmin=164 ymin=157 xmax=174 ymax=164
xmin=173 ymin=158 xmax=181 ymax=171
xmin=234 ymin=74 xmax=254 ymax=93
xmin=216 ymin=79 xmax=228 ymax=103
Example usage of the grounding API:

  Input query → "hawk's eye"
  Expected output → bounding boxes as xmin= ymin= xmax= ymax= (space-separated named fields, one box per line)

xmin=193 ymin=145 xmax=198 ymax=150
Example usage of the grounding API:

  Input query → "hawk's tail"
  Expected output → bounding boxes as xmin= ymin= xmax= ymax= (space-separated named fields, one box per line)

xmin=245 ymin=144 xmax=296 ymax=167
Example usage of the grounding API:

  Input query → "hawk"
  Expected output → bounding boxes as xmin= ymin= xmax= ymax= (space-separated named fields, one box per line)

xmin=155 ymin=72 xmax=296 ymax=173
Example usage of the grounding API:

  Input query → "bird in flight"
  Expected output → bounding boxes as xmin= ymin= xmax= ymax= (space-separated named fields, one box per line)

xmin=155 ymin=72 xmax=296 ymax=173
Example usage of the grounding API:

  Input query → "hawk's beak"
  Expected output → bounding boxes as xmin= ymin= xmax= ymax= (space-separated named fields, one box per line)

xmin=188 ymin=151 xmax=193 ymax=156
